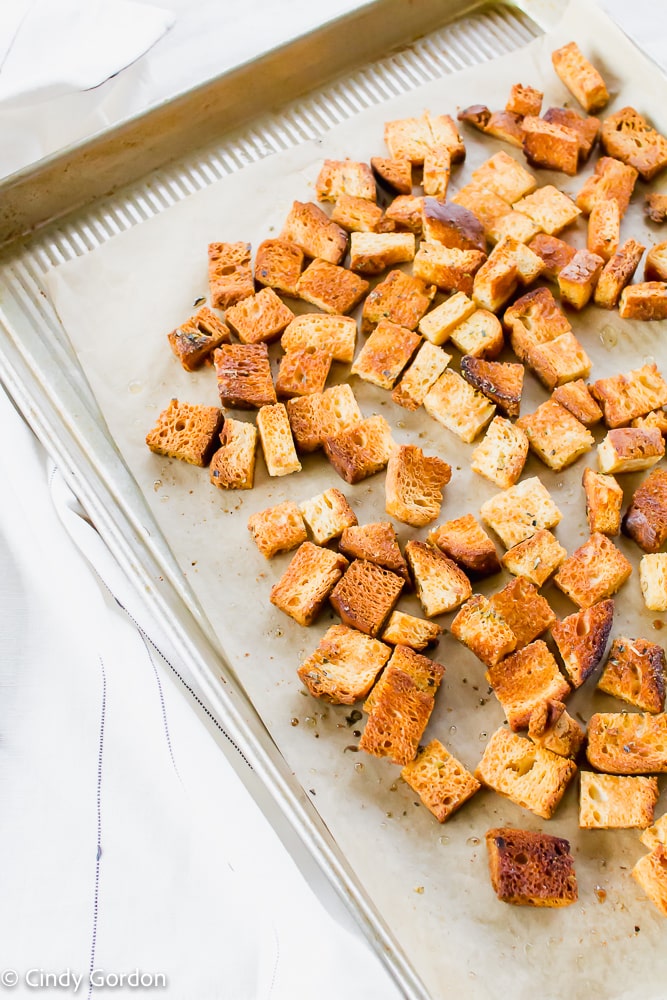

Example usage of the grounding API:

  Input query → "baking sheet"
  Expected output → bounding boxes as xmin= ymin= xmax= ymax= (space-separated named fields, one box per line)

xmin=45 ymin=2 xmax=667 ymax=996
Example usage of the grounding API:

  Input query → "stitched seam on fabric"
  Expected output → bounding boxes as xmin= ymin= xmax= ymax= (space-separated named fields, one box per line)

xmin=137 ymin=627 xmax=182 ymax=785
xmin=87 ymin=656 xmax=106 ymax=1000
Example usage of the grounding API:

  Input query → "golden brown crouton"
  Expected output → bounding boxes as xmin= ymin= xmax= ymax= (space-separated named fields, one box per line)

xmin=299 ymin=488 xmax=357 ymax=545
xmin=281 ymin=313 xmax=356 ymax=364
xmin=297 ymin=625 xmax=390 ymax=704
xmin=146 ymin=399 xmax=223 ymax=467
xmin=528 ymin=700 xmax=584 ymax=758
xmin=424 ymin=368 xmax=496 ymax=444
xmin=452 ymin=183 xmax=511 ymax=235
xmin=384 ymin=194 xmax=424 ymax=233
xmin=275 ymin=347 xmax=332 ymax=399
xmin=405 ymin=540 xmax=472 ymax=618
xmin=501 ymin=529 xmax=567 ymax=588
xmin=256 ymin=403 xmax=301 ymax=477
xmin=646 ymin=194 xmax=667 ymax=223
xmin=315 ymin=159 xmax=376 ymax=202
xmin=270 ymin=542 xmax=348 ymax=627
xmin=619 ymin=281 xmax=667 ymax=321
xmin=449 ymin=309 xmax=505 ymax=359
xmin=286 ymin=383 xmax=361 ymax=453
xmin=255 ymin=239 xmax=305 ymax=297
xmin=551 ymin=599 xmax=614 ymax=688
xmin=601 ymin=107 xmax=667 ymax=182
xmin=330 ymin=194 xmax=384 ymax=234
xmin=551 ymin=41 xmax=609 ymax=113
xmin=491 ymin=234 xmax=546 ymax=284
xmin=484 ymin=110 xmax=525 ymax=147
xmin=552 ymin=381 xmax=603 ymax=427
xmin=488 ymin=577 xmax=556 ymax=650
xmin=365 ymin=644 xmax=444 ymax=718
xmin=214 ymin=343 xmax=276 ymax=409
xmin=576 ymin=155 xmax=638 ymax=216
xmin=480 ymin=476 xmax=562 ymax=549
xmin=642 ymin=813 xmax=667 ymax=850
xmin=167 ymin=307 xmax=230 ymax=371
xmin=359 ymin=664 xmax=435 ymax=766
xmin=450 ymin=594 xmax=516 ymax=666
xmin=296 ymin=258 xmax=369 ymax=315
xmin=527 ymin=233 xmax=577 ymax=280
xmin=487 ymin=210 xmax=541 ymax=246
xmin=385 ymin=111 xmax=464 ymax=165
xmin=504 ymin=285 xmax=571 ymax=355
xmin=281 ymin=201 xmax=347 ymax=264
xmin=208 ymin=241 xmax=254 ymax=309
xmin=591 ymin=364 xmax=667 ymax=427
xmin=557 ymin=249 xmax=604 ymax=310
xmin=587 ymin=200 xmax=620 ymax=262
xmin=429 ymin=513 xmax=500 ymax=578
xmin=476 ymin=728 xmax=577 ymax=819
xmin=623 ymin=468 xmax=667 ymax=553
xmin=554 ymin=535 xmax=631 ymax=608
xmin=413 ymin=243 xmax=486 ymax=295
xmin=598 ymin=427 xmax=665 ymax=475
xmin=423 ymin=145 xmax=451 ymax=198
xmin=633 ymin=410 xmax=667 ymax=436
xmin=523 ymin=332 xmax=592 ymax=391
xmin=418 ymin=293 xmax=477 ymax=346
xmin=645 ymin=241 xmax=667 ymax=282
xmin=582 ymin=467 xmax=623 ymax=535
xmin=339 ymin=521 xmax=409 ymax=581
xmin=632 ymin=844 xmax=667 ymax=916
xmin=471 ymin=151 xmax=537 ymax=204
xmin=385 ymin=445 xmax=452 ymax=528
xmin=487 ymin=640 xmax=570 ymax=731
xmin=580 ymin=773 xmax=658 ymax=829
xmin=514 ymin=185 xmax=581 ymax=235
xmin=521 ymin=115 xmax=580 ymax=176
xmin=361 ymin=268 xmax=435 ymax=334
xmin=460 ymin=358 xmax=523 ymax=419
xmin=598 ymin=636 xmax=666 ymax=712
xmin=470 ymin=415 xmax=529 ymax=489
xmin=470 ymin=241 xmax=527 ymax=313
xmin=402 ymin=740 xmax=480 ymax=823
xmin=370 ymin=156 xmax=412 ymax=195
xmin=542 ymin=106 xmax=600 ymax=161
xmin=323 ymin=415 xmax=394 ymax=484
xmin=391 ymin=341 xmax=451 ymax=411
xmin=329 ymin=559 xmax=404 ymax=637
xmin=506 ymin=84 xmax=543 ymax=118
xmin=349 ymin=231 xmax=415 ymax=274
xmin=209 ymin=418 xmax=257 ymax=489
xmin=247 ymin=500 xmax=307 ymax=559
xmin=587 ymin=712 xmax=667 ymax=774
xmin=640 ymin=553 xmax=667 ymax=612
xmin=421 ymin=198 xmax=486 ymax=251
xmin=486 ymin=827 xmax=578 ymax=907
xmin=351 ymin=320 xmax=420 ymax=390
xmin=381 ymin=611 xmax=441 ymax=651
xmin=517 ymin=399 xmax=594 ymax=472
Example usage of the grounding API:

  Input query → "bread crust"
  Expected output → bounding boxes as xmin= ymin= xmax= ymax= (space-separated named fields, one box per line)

xmin=167 ymin=307 xmax=230 ymax=371
xmin=586 ymin=712 xmax=667 ymax=774
xmin=622 ymin=469 xmax=667 ymax=553
xmin=429 ymin=514 xmax=500 ymax=578
xmin=598 ymin=636 xmax=666 ymax=713
xmin=486 ymin=827 xmax=577 ymax=907
xmin=550 ymin=599 xmax=614 ymax=688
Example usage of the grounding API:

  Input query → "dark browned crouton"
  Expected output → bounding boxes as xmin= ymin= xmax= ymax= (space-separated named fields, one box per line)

xmin=527 ymin=234 xmax=577 ymax=280
xmin=421 ymin=198 xmax=486 ymax=252
xmin=213 ymin=343 xmax=276 ymax=409
xmin=167 ymin=307 xmax=230 ymax=371
xmin=550 ymin=599 xmax=614 ymax=688
xmin=428 ymin=514 xmax=500 ymax=578
xmin=370 ymin=156 xmax=412 ymax=195
xmin=460 ymin=356 xmax=523 ymax=418
xmin=623 ymin=469 xmax=667 ymax=553
xmin=542 ymin=106 xmax=599 ymax=161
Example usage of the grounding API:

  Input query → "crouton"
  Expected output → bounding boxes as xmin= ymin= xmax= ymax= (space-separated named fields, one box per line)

xmin=587 ymin=712 xmax=667 ymax=774
xmin=213 ymin=343 xmax=276 ymax=409
xmin=632 ymin=844 xmax=667 ymax=916
xmin=601 ymin=107 xmax=667 ymax=182
xmin=359 ymin=664 xmax=436 ymax=766
xmin=351 ymin=320 xmax=420 ymax=390
xmin=623 ymin=469 xmax=667 ymax=552
xmin=527 ymin=233 xmax=577 ymax=280
xmin=542 ymin=106 xmax=600 ymax=161
xmin=487 ymin=210 xmax=542 ymax=246
xmin=247 ymin=500 xmax=307 ymax=559
xmin=580 ymin=773 xmax=658 ymax=829
xmin=402 ymin=740 xmax=480 ymax=822
xmin=449 ymin=310 xmax=505 ymax=360
xmin=521 ymin=115 xmax=580 ymax=176
xmin=576 ymin=156 xmax=638 ymax=216
xmin=349 ymin=232 xmax=415 ymax=275
xmin=642 ymin=813 xmax=667 ymax=850
xmin=587 ymin=200 xmax=620 ymax=262
xmin=366 ymin=642 xmax=444 ymax=712
xmin=471 ymin=151 xmax=537 ymax=204
xmin=275 ymin=346 xmax=332 ymax=398
xmin=429 ymin=514 xmax=500 ymax=578
xmin=331 ymin=194 xmax=384 ymax=234
xmin=592 ymin=364 xmax=667 ymax=427
xmin=551 ymin=41 xmax=609 ymax=113
xmin=381 ymin=611 xmax=441 ymax=651
xmin=405 ymin=540 xmax=472 ymax=617
xmin=553 ymin=381 xmax=603 ymax=427
xmin=528 ymin=700 xmax=584 ymax=758
xmin=323 ymin=415 xmax=394 ymax=484
xmin=501 ymin=529 xmax=567 ymax=587
xmin=505 ymin=286 xmax=571 ymax=355
xmin=460 ymin=358 xmax=523 ymax=418
xmin=486 ymin=827 xmax=577 ymax=907
xmin=329 ymin=559 xmax=404 ymax=637
xmin=646 ymin=193 xmax=667 ymax=224
xmin=450 ymin=594 xmax=517 ymax=666
xmin=480 ymin=476 xmax=562 ymax=549
xmin=281 ymin=313 xmax=356 ymax=364
xmin=583 ymin=467 xmax=623 ymax=535
xmin=518 ymin=399 xmax=594 ymax=471
xmin=256 ymin=403 xmax=301 ymax=477
xmin=456 ymin=102 xmax=491 ymax=131
xmin=281 ymin=201 xmax=347 ymax=264
xmin=640 ymin=554 xmax=667 ymax=612
xmin=384 ymin=194 xmax=424 ymax=233
xmin=418 ymin=293 xmax=477 ymax=346
xmin=484 ymin=110 xmax=525 ymax=147
xmin=255 ymin=239 xmax=305 ymax=297
xmin=296 ymin=258 xmax=369 ymax=315
xmin=488 ymin=577 xmax=557 ymax=649
xmin=384 ymin=111 xmax=464 ymax=164
xmin=422 ymin=145 xmax=451 ymax=198
xmin=339 ymin=521 xmax=409 ymax=581
xmin=514 ymin=186 xmax=581 ymax=235
xmin=421 ymin=199 xmax=486 ymax=252
xmin=475 ymin=728 xmax=577 ymax=819
xmin=286 ymin=383 xmax=361 ymax=453
xmin=470 ymin=246 xmax=516 ymax=313
xmin=297 ymin=625 xmax=390 ymax=704
xmin=208 ymin=241 xmax=254 ymax=309
xmin=558 ymin=249 xmax=604 ymax=310
xmin=645 ymin=242 xmax=667 ymax=282
xmin=524 ymin=332 xmax=592 ymax=391
xmin=487 ymin=640 xmax=570 ymax=731
xmin=452 ymin=184 xmax=512 ymax=239
xmin=385 ymin=445 xmax=452 ymax=527
xmin=362 ymin=268 xmax=435 ymax=334
xmin=506 ymin=84 xmax=543 ymax=118
xmin=554 ymin=534 xmax=631 ymax=608
xmin=551 ymin=599 xmax=614 ymax=688
xmin=167 ymin=307 xmax=230 ymax=371
xmin=633 ymin=410 xmax=667 ymax=436
xmin=598 ymin=636 xmax=666 ymax=712
xmin=470 ymin=415 xmax=529 ymax=489
xmin=270 ymin=542 xmax=348 ymax=626
xmin=619 ymin=281 xmax=667 ymax=321
xmin=424 ymin=368 xmax=496 ymax=444
xmin=598 ymin=427 xmax=665 ymax=474
xmin=209 ymin=418 xmax=257 ymax=489
xmin=146 ymin=399 xmax=223 ymax=467
xmin=413 ymin=243 xmax=486 ymax=295
xmin=391 ymin=341 xmax=451 ymax=411
xmin=370 ymin=156 xmax=412 ymax=195
xmin=315 ymin=159 xmax=376 ymax=202
xmin=299 ymin=488 xmax=357 ymax=545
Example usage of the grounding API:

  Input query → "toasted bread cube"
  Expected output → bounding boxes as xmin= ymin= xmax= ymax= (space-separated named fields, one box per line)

xmin=270 ymin=541 xmax=348 ymax=627
xmin=521 ymin=116 xmax=580 ymax=176
xmin=505 ymin=286 xmax=571 ymax=355
xmin=527 ymin=233 xmax=576 ymax=280
xmin=598 ymin=636 xmax=666 ymax=712
xmin=623 ymin=469 xmax=667 ymax=552
xmin=405 ymin=540 xmax=472 ymax=617
xmin=422 ymin=145 xmax=451 ymax=198
xmin=299 ymin=488 xmax=357 ymax=545
xmin=429 ymin=513 xmax=500 ymax=578
xmin=555 ymin=535 xmax=631 ymax=608
xmin=359 ymin=665 xmax=435 ymax=766
xmin=452 ymin=184 xmax=511 ymax=235
xmin=421 ymin=198 xmax=486 ymax=251
xmin=455 ymin=101 xmax=490 ymax=132
xmin=208 ymin=241 xmax=254 ymax=309
xmin=645 ymin=242 xmax=667 ymax=282
xmin=471 ymin=416 xmax=529 ymax=489
xmin=428 ymin=112 xmax=466 ymax=162
xmin=486 ymin=827 xmax=577 ymax=906
xmin=587 ymin=200 xmax=620 ymax=262
xmin=551 ymin=599 xmax=614 ymax=689
xmin=576 ymin=156 xmax=638 ymax=216
xmin=517 ymin=399 xmax=594 ymax=472
xmin=583 ymin=467 xmax=623 ymax=535
xmin=413 ymin=243 xmax=485 ymax=296
xmin=450 ymin=594 xmax=516 ymax=666
xmin=633 ymin=845 xmax=667 ymax=916
xmin=329 ymin=559 xmax=404 ymax=637
xmin=592 ymin=364 xmax=667 ymax=428
xmin=528 ymin=700 xmax=584 ymax=758
xmin=296 ymin=259 xmax=368 ymax=315
xmin=365 ymin=643 xmax=444 ymax=715
xmin=402 ymin=740 xmax=480 ymax=822
xmin=323 ymin=415 xmax=394 ymax=484
xmin=385 ymin=111 xmax=464 ymax=165
xmin=214 ymin=343 xmax=276 ymax=409
xmin=275 ymin=346 xmax=332 ymax=398
xmin=339 ymin=521 xmax=409 ymax=581
xmin=558 ymin=249 xmax=604 ymax=310
xmin=331 ymin=194 xmax=384 ymax=234
xmin=349 ymin=232 xmax=415 ymax=275
xmin=315 ymin=159 xmax=376 ymax=202
xmin=524 ymin=332 xmax=592 ymax=391
xmin=640 ymin=554 xmax=667 ymax=612
xmin=167 ymin=307 xmax=230 ymax=371
xmin=487 ymin=210 xmax=542 ymax=246
xmin=384 ymin=194 xmax=424 ymax=234
xmin=425 ymin=368 xmax=496 ymax=444
xmin=297 ymin=625 xmax=390 ymax=704
xmin=501 ymin=529 xmax=567 ymax=587
xmin=487 ymin=640 xmax=570 ymax=732
xmin=146 ymin=399 xmax=223 ymax=467
xmin=642 ymin=813 xmax=667 ymax=850
xmin=281 ymin=200 xmax=347 ymax=264
xmin=619 ymin=281 xmax=667 ymax=321
xmin=385 ymin=445 xmax=451 ymax=527
xmin=256 ymin=403 xmax=301 ymax=477
xmin=484 ymin=110 xmax=525 ymax=147
xmin=598 ymin=427 xmax=665 ymax=475
xmin=580 ymin=773 xmax=658 ymax=829
xmin=418 ymin=293 xmax=476 ymax=346
xmin=209 ymin=418 xmax=257 ymax=490
xmin=476 ymin=728 xmax=577 ymax=819
xmin=391 ymin=341 xmax=451 ymax=411
xmin=587 ymin=712 xmax=667 ymax=774
xmin=632 ymin=410 xmax=667 ymax=436
xmin=362 ymin=268 xmax=435 ymax=334
xmin=286 ymin=383 xmax=361 ymax=453
xmin=351 ymin=319 xmax=420 ymax=390
xmin=449 ymin=310 xmax=504 ymax=360
xmin=506 ymin=83 xmax=543 ymax=118
xmin=514 ymin=186 xmax=580 ymax=236
xmin=370 ymin=156 xmax=412 ymax=195
xmin=481 ymin=476 xmax=562 ymax=549
xmin=553 ymin=381 xmax=603 ymax=427
xmin=460 ymin=358 xmax=523 ymax=418
xmin=471 ymin=151 xmax=537 ymax=204
xmin=601 ymin=107 xmax=667 ymax=182
xmin=471 ymin=251 xmax=519 ymax=314
xmin=281 ymin=313 xmax=356 ymax=364
xmin=506 ymin=237 xmax=548 ymax=284
xmin=255 ymin=239 xmax=305 ymax=297
xmin=381 ymin=611 xmax=441 ymax=650
xmin=552 ymin=41 xmax=609 ymax=113
xmin=247 ymin=500 xmax=307 ymax=559
xmin=647 ymin=194 xmax=667 ymax=223
xmin=489 ymin=577 xmax=557 ymax=649
xmin=542 ymin=106 xmax=600 ymax=161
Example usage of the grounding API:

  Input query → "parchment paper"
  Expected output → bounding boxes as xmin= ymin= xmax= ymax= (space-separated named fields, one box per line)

xmin=45 ymin=3 xmax=667 ymax=997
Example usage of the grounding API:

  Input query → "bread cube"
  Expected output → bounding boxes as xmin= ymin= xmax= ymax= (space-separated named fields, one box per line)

xmin=542 ymin=106 xmax=600 ymax=161
xmin=554 ymin=534 xmax=631 ymax=608
xmin=623 ymin=469 xmax=667 ymax=553
xmin=633 ymin=844 xmax=667 ymax=916
xmin=368 ymin=644 xmax=444 ymax=712
xmin=385 ymin=111 xmax=464 ymax=165
xmin=422 ymin=145 xmax=451 ymax=198
xmin=281 ymin=313 xmax=356 ymax=364
xmin=270 ymin=541 xmax=348 ymax=626
xmin=488 ymin=577 xmax=556 ymax=649
xmin=552 ymin=41 xmax=609 ymax=113
xmin=418 ymin=293 xmax=476 ymax=346
xmin=521 ymin=115 xmax=580 ymax=175
xmin=296 ymin=258 xmax=369 ymax=315
xmin=587 ymin=200 xmax=620 ymax=261
xmin=339 ymin=521 xmax=409 ymax=581
xmin=501 ymin=529 xmax=567 ymax=587
xmin=214 ymin=343 xmax=276 ymax=409
xmin=370 ymin=156 xmax=412 ymax=195
xmin=552 ymin=381 xmax=603 ymax=427
xmin=646 ymin=193 xmax=667 ymax=223
xmin=580 ymin=773 xmax=658 ymax=829
xmin=381 ymin=611 xmax=441 ymax=650
xmin=645 ymin=242 xmax=667 ymax=282
xmin=514 ymin=185 xmax=580 ymax=235
xmin=349 ymin=232 xmax=415 ymax=275
xmin=586 ymin=712 xmax=667 ymax=774
xmin=247 ymin=500 xmax=307 ymax=559
xmin=471 ymin=415 xmax=529 ymax=489
xmin=487 ymin=210 xmax=541 ymax=246
xmin=480 ymin=476 xmax=562 ymax=549
xmin=640 ymin=553 xmax=667 ymax=612
xmin=450 ymin=594 xmax=516 ymax=667
xmin=523 ymin=332 xmax=592 ymax=391
xmin=413 ymin=242 xmax=485 ymax=295
xmin=323 ymin=415 xmax=394 ymax=484
xmin=487 ymin=640 xmax=570 ymax=732
xmin=402 ymin=740 xmax=480 ymax=823
xmin=351 ymin=319 xmax=420 ymax=389
xmin=598 ymin=636 xmax=666 ymax=713
xmin=424 ymin=368 xmax=496 ymax=444
xmin=558 ymin=249 xmax=604 ymax=310
xmin=315 ymin=159 xmax=376 ymax=202
xmin=405 ymin=540 xmax=472 ymax=617
xmin=146 ymin=399 xmax=223 ymax=467
xmin=527 ymin=233 xmax=577 ymax=279
xmin=331 ymin=194 xmax=384 ymax=234
xmin=471 ymin=151 xmax=537 ymax=204
xmin=299 ymin=488 xmax=357 ymax=545
xmin=470 ymin=245 xmax=515 ymax=313
xmin=598 ymin=427 xmax=665 ymax=474
xmin=209 ymin=418 xmax=257 ymax=489
xmin=592 ymin=364 xmax=667 ymax=428
xmin=281 ymin=200 xmax=347 ymax=264
xmin=506 ymin=83 xmax=543 ymax=118
xmin=429 ymin=513 xmax=500 ymax=578
xmin=449 ymin=310 xmax=504 ymax=359
xmin=475 ymin=728 xmax=577 ymax=819
xmin=391 ymin=341 xmax=451 ymax=411
xmin=362 ymin=268 xmax=435 ymax=334
xmin=484 ymin=110 xmax=525 ymax=147
xmin=385 ymin=445 xmax=452 ymax=527
xmin=505 ymin=285 xmax=571 ymax=353
xmin=601 ymin=107 xmax=667 ymax=182
xmin=255 ymin=239 xmax=305 ymax=297
xmin=275 ymin=347 xmax=332 ymax=398
xmin=517 ymin=399 xmax=594 ymax=472
xmin=452 ymin=183 xmax=512 ymax=234
xmin=486 ymin=827 xmax=577 ymax=907
xmin=329 ymin=559 xmax=404 ymax=637
xmin=359 ymin=664 xmax=435 ymax=766
xmin=421 ymin=199 xmax=486 ymax=252
xmin=167 ymin=307 xmax=230 ymax=371
xmin=582 ymin=467 xmax=623 ymax=535
xmin=297 ymin=625 xmax=390 ymax=704
xmin=384 ymin=194 xmax=424 ymax=233
xmin=256 ymin=403 xmax=301 ymax=477
xmin=551 ymin=599 xmax=614 ymax=688
xmin=460 ymin=357 xmax=523 ymax=418
xmin=642 ymin=813 xmax=667 ymax=851
xmin=528 ymin=700 xmax=584 ymax=758
xmin=286 ymin=383 xmax=361 ymax=453
xmin=208 ymin=241 xmax=254 ymax=308
xmin=619 ymin=281 xmax=667 ymax=321
xmin=576 ymin=156 xmax=638 ymax=216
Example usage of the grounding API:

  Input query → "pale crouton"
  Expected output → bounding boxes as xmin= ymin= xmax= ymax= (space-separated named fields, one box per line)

xmin=551 ymin=41 xmax=609 ymax=113
xmin=645 ymin=241 xmax=667 ymax=281
xmin=255 ymin=239 xmax=305 ymax=297
xmin=460 ymin=357 xmax=523 ymax=418
xmin=270 ymin=542 xmax=348 ymax=626
xmin=146 ymin=399 xmax=223 ymax=467
xmin=554 ymin=535 xmax=631 ymax=608
xmin=331 ymin=194 xmax=384 ymax=234
xmin=281 ymin=201 xmax=347 ymax=264
xmin=632 ymin=845 xmax=667 ymax=916
xmin=506 ymin=84 xmax=543 ymax=118
xmin=542 ymin=106 xmax=600 ymax=161
xmin=361 ymin=268 xmax=435 ymax=334
xmin=480 ymin=476 xmax=562 ymax=549
xmin=528 ymin=700 xmax=584 ymax=758
xmin=521 ymin=115 xmax=580 ymax=176
xmin=296 ymin=258 xmax=369 ymax=315
xmin=275 ymin=347 xmax=332 ymax=398
xmin=488 ymin=577 xmax=556 ymax=649
xmin=588 ymin=200 xmax=620 ymax=262
xmin=167 ymin=307 xmax=230 ymax=371
xmin=591 ymin=364 xmax=667 ymax=427
xmin=471 ymin=151 xmax=537 ymax=204
xmin=598 ymin=636 xmax=666 ymax=713
xmin=424 ymin=368 xmax=496 ymax=443
xmin=487 ymin=640 xmax=570 ymax=732
xmin=421 ymin=199 xmax=486 ymax=251
xmin=496 ymin=235 xmax=545 ymax=284
xmin=586 ymin=712 xmax=667 ymax=774
xmin=427 ymin=113 xmax=466 ymax=162
xmin=339 ymin=521 xmax=409 ymax=581
xmin=583 ymin=467 xmax=623 ymax=535
xmin=385 ymin=111 xmax=464 ymax=165
xmin=256 ymin=403 xmax=301 ymax=477
xmin=323 ymin=415 xmax=394 ymax=484
xmin=505 ymin=286 xmax=571 ymax=356
xmin=351 ymin=320 xmax=420 ymax=390
xmin=384 ymin=194 xmax=424 ymax=233
xmin=576 ymin=156 xmax=638 ymax=216
xmin=514 ymin=186 xmax=581 ymax=235
xmin=429 ymin=514 xmax=500 ymax=578
xmin=501 ymin=529 xmax=567 ymax=587
xmin=475 ymin=728 xmax=577 ymax=819
xmin=349 ymin=232 xmax=415 ymax=275
xmin=359 ymin=665 xmax=435 ymax=766
xmin=405 ymin=540 xmax=472 ymax=617
xmin=209 ymin=418 xmax=257 ymax=489
xmin=299 ymin=488 xmax=357 ymax=545
xmin=619 ymin=281 xmax=667 ymax=321
xmin=449 ymin=310 xmax=505 ymax=359
xmin=471 ymin=249 xmax=518 ymax=313
xmin=470 ymin=415 xmax=529 ymax=489
xmin=297 ymin=625 xmax=390 ymax=704
xmin=450 ymin=594 xmax=516 ymax=666
xmin=558 ymin=249 xmax=604 ymax=310
xmin=523 ymin=332 xmax=592 ymax=391
xmin=281 ymin=313 xmax=356 ymax=364
xmin=485 ymin=827 xmax=578 ymax=907
xmin=580 ymin=773 xmax=658 ymax=829
xmin=315 ymin=159 xmax=376 ymax=202
xmin=423 ymin=145 xmax=451 ymax=198
xmin=640 ymin=554 xmax=667 ymax=612
xmin=418 ymin=293 xmax=477 ymax=346
xmin=646 ymin=193 xmax=667 ymax=223
xmin=601 ymin=107 xmax=667 ymax=182
xmin=487 ymin=210 xmax=541 ymax=246
xmin=598 ymin=427 xmax=665 ymax=474
xmin=642 ymin=813 xmax=667 ymax=851
xmin=553 ymin=381 xmax=603 ymax=427
xmin=484 ymin=110 xmax=525 ymax=147
xmin=329 ymin=559 xmax=405 ymax=637
xmin=213 ymin=343 xmax=277 ymax=409
xmin=247 ymin=500 xmax=307 ymax=559
xmin=370 ymin=156 xmax=412 ymax=195
xmin=286 ymin=383 xmax=361 ymax=453
xmin=208 ymin=241 xmax=254 ymax=309
xmin=385 ymin=445 xmax=452 ymax=527
xmin=517 ymin=399 xmax=594 ymax=472
xmin=527 ymin=233 xmax=577 ymax=280
xmin=381 ymin=611 xmax=441 ymax=650
xmin=401 ymin=740 xmax=480 ymax=822
xmin=391 ymin=341 xmax=451 ymax=411
xmin=623 ymin=469 xmax=667 ymax=552
xmin=551 ymin=599 xmax=614 ymax=688
xmin=413 ymin=243 xmax=486 ymax=295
